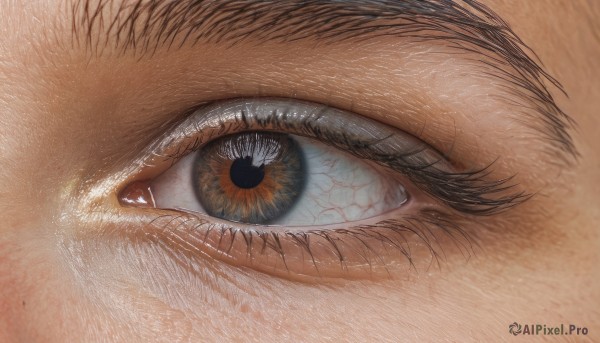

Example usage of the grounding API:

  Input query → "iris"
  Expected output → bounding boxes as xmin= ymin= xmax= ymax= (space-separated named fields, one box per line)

xmin=192 ymin=132 xmax=305 ymax=224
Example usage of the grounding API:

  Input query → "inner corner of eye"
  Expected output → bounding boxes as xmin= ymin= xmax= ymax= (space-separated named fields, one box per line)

xmin=125 ymin=130 xmax=409 ymax=226
xmin=118 ymin=180 xmax=157 ymax=208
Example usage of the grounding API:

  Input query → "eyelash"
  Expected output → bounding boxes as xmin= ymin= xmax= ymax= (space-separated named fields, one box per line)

xmin=136 ymin=208 xmax=476 ymax=279
xmin=119 ymin=97 xmax=528 ymax=278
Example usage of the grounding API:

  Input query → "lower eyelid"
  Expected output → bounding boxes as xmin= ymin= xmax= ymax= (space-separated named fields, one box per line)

xmin=110 ymin=206 xmax=476 ymax=281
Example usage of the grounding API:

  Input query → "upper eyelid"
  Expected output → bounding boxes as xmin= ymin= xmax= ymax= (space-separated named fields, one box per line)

xmin=126 ymin=98 xmax=425 ymax=171
xmin=71 ymin=0 xmax=576 ymax=162
xmin=138 ymin=98 xmax=445 ymax=169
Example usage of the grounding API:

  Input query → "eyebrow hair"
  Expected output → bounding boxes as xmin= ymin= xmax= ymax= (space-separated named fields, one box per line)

xmin=72 ymin=0 xmax=578 ymax=162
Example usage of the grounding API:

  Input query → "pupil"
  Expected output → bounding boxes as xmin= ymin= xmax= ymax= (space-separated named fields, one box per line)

xmin=230 ymin=156 xmax=265 ymax=189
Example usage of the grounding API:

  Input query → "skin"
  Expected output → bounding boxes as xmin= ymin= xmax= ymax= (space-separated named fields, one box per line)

xmin=0 ymin=0 xmax=599 ymax=342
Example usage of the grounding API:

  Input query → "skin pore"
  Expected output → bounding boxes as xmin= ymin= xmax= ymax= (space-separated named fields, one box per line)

xmin=0 ymin=0 xmax=599 ymax=342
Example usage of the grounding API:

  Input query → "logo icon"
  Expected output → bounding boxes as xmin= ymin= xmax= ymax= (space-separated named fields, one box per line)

xmin=509 ymin=322 xmax=523 ymax=336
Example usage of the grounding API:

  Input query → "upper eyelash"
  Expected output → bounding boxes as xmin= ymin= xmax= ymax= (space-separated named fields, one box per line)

xmin=350 ymin=148 xmax=531 ymax=215
xmin=161 ymin=98 xmax=531 ymax=216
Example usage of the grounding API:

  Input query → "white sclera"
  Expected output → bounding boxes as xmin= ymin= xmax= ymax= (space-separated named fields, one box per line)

xmin=271 ymin=136 xmax=407 ymax=226
xmin=151 ymin=134 xmax=408 ymax=227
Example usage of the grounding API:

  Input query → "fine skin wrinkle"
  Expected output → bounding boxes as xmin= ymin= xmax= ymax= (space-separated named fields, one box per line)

xmin=0 ymin=0 xmax=598 ymax=342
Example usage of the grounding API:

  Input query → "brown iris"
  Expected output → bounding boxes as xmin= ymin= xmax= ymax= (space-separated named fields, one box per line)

xmin=193 ymin=132 xmax=305 ymax=224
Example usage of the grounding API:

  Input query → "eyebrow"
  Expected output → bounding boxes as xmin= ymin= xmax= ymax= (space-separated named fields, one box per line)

xmin=72 ymin=0 xmax=578 ymax=162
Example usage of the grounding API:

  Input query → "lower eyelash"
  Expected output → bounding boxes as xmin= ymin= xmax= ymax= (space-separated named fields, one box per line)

xmin=127 ymin=209 xmax=478 ymax=280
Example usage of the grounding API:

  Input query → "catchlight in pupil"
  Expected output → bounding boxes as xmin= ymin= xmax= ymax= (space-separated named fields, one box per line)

xmin=192 ymin=132 xmax=306 ymax=224
xmin=230 ymin=156 xmax=265 ymax=189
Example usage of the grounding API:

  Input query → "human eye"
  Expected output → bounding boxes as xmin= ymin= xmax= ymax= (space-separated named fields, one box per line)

xmin=115 ymin=97 xmax=527 ymax=280
xmin=149 ymin=131 xmax=408 ymax=226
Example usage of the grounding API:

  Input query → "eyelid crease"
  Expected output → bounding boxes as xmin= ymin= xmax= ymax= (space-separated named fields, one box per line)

xmin=73 ymin=0 xmax=577 ymax=162
xmin=132 ymin=98 xmax=530 ymax=216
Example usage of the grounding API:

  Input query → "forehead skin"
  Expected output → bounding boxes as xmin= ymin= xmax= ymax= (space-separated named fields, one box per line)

xmin=0 ymin=0 xmax=599 ymax=342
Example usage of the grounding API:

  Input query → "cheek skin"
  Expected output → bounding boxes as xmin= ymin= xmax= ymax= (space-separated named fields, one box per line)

xmin=11 ymin=215 xmax=594 ymax=342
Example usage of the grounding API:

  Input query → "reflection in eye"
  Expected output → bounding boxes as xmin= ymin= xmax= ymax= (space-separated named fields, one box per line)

xmin=152 ymin=131 xmax=407 ymax=226
xmin=118 ymin=98 xmax=527 ymax=279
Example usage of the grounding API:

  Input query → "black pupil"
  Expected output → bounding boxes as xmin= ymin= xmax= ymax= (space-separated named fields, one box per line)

xmin=230 ymin=156 xmax=265 ymax=189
